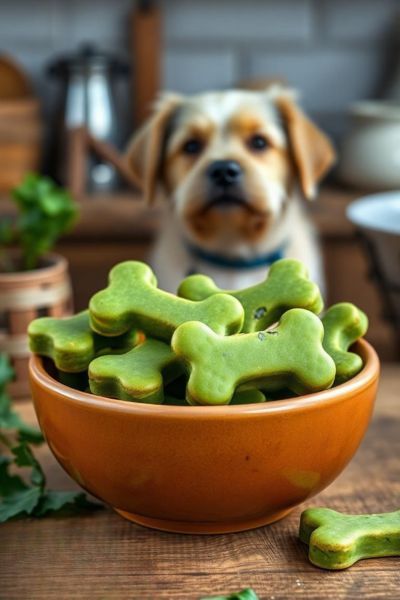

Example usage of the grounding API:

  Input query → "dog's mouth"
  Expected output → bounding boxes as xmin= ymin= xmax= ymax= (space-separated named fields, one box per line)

xmin=199 ymin=193 xmax=264 ymax=215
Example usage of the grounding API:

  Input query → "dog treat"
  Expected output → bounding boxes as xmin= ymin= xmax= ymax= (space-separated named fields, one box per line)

xmin=58 ymin=370 xmax=89 ymax=392
xmin=300 ymin=507 xmax=400 ymax=570
xmin=88 ymin=339 xmax=182 ymax=403
xmin=230 ymin=389 xmax=267 ymax=404
xmin=321 ymin=302 xmax=368 ymax=384
xmin=164 ymin=389 xmax=267 ymax=406
xmin=28 ymin=310 xmax=139 ymax=373
xmin=178 ymin=258 xmax=323 ymax=332
xmin=172 ymin=308 xmax=335 ymax=405
xmin=164 ymin=394 xmax=189 ymax=406
xmin=89 ymin=261 xmax=244 ymax=340
xmin=200 ymin=589 xmax=259 ymax=600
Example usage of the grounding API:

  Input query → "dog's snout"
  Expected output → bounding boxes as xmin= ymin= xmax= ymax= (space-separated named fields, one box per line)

xmin=207 ymin=160 xmax=242 ymax=187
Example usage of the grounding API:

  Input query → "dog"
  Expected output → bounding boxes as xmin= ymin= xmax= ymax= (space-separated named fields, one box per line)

xmin=126 ymin=85 xmax=335 ymax=293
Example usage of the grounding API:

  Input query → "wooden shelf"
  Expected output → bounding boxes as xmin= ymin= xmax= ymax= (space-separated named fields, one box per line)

xmin=0 ymin=184 xmax=364 ymax=242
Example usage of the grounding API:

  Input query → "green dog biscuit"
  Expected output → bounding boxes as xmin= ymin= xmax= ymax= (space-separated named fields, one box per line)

xmin=200 ymin=589 xmax=259 ymax=600
xmin=178 ymin=258 xmax=323 ymax=332
xmin=300 ymin=507 xmax=400 ymax=570
xmin=172 ymin=308 xmax=335 ymax=405
xmin=230 ymin=389 xmax=267 ymax=404
xmin=88 ymin=339 xmax=182 ymax=403
xmin=28 ymin=310 xmax=139 ymax=373
xmin=89 ymin=261 xmax=244 ymax=340
xmin=322 ymin=302 xmax=368 ymax=384
xmin=164 ymin=389 xmax=267 ymax=406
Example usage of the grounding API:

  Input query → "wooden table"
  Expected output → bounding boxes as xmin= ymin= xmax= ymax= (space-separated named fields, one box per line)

xmin=1 ymin=365 xmax=399 ymax=600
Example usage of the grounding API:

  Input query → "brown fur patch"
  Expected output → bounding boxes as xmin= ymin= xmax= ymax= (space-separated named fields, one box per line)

xmin=186 ymin=206 xmax=272 ymax=245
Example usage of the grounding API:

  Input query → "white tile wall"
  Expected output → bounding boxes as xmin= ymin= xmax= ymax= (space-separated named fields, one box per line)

xmin=320 ymin=0 xmax=400 ymax=42
xmin=249 ymin=48 xmax=386 ymax=112
xmin=163 ymin=49 xmax=236 ymax=94
xmin=0 ymin=0 xmax=399 ymax=142
xmin=164 ymin=0 xmax=313 ymax=43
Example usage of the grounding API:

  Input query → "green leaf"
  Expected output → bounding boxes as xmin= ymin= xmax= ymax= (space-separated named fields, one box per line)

xmin=0 ymin=455 xmax=27 ymax=497
xmin=0 ymin=486 xmax=41 ymax=522
xmin=0 ymin=353 xmax=44 ymax=444
xmin=12 ymin=443 xmax=45 ymax=489
xmin=200 ymin=591 xmax=259 ymax=600
xmin=0 ymin=352 xmax=99 ymax=524
xmin=34 ymin=490 xmax=101 ymax=517
xmin=17 ymin=426 xmax=45 ymax=445
xmin=10 ymin=173 xmax=79 ymax=270
xmin=0 ymin=354 xmax=14 ymax=387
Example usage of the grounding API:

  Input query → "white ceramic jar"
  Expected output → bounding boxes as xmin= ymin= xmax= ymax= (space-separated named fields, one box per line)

xmin=339 ymin=101 xmax=400 ymax=190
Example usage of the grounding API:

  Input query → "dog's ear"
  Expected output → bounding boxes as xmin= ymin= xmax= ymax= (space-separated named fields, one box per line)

xmin=276 ymin=95 xmax=336 ymax=199
xmin=126 ymin=93 xmax=183 ymax=204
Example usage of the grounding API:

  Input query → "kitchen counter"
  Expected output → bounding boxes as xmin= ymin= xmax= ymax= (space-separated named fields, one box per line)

xmin=1 ymin=364 xmax=399 ymax=599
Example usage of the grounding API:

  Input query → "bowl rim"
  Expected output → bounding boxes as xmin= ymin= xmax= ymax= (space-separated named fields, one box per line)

xmin=347 ymin=192 xmax=400 ymax=236
xmin=29 ymin=338 xmax=380 ymax=418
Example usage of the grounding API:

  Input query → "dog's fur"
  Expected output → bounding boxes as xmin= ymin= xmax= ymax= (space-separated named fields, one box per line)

xmin=127 ymin=86 xmax=335 ymax=293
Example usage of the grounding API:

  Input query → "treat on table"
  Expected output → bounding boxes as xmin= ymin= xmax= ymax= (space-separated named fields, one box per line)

xmin=300 ymin=507 xmax=400 ymax=570
xmin=172 ymin=308 xmax=336 ymax=405
xmin=28 ymin=310 xmax=140 ymax=373
xmin=322 ymin=302 xmax=368 ymax=384
xmin=178 ymin=258 xmax=323 ymax=332
xmin=200 ymin=589 xmax=259 ymax=600
xmin=88 ymin=339 xmax=182 ymax=403
xmin=89 ymin=261 xmax=244 ymax=340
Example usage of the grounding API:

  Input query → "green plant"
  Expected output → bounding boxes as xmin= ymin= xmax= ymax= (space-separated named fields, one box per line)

xmin=0 ymin=173 xmax=78 ymax=272
xmin=0 ymin=353 xmax=101 ymax=522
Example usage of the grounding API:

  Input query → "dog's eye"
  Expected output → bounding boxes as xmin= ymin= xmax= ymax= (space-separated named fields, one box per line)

xmin=248 ymin=134 xmax=269 ymax=151
xmin=182 ymin=139 xmax=203 ymax=155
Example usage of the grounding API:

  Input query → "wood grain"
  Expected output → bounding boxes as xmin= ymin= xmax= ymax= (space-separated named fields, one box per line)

xmin=131 ymin=1 xmax=162 ymax=126
xmin=1 ymin=365 xmax=399 ymax=599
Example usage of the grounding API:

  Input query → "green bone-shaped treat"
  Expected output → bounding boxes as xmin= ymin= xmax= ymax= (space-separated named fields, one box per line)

xmin=164 ymin=389 xmax=267 ymax=406
xmin=299 ymin=507 xmax=400 ymax=570
xmin=88 ymin=339 xmax=182 ymax=403
xmin=178 ymin=258 xmax=323 ymax=332
xmin=172 ymin=308 xmax=335 ymax=405
xmin=230 ymin=389 xmax=267 ymax=404
xmin=28 ymin=310 xmax=139 ymax=373
xmin=322 ymin=302 xmax=368 ymax=384
xmin=89 ymin=261 xmax=244 ymax=340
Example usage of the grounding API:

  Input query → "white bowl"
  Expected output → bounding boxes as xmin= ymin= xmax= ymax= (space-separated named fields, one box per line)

xmin=339 ymin=101 xmax=400 ymax=190
xmin=347 ymin=192 xmax=400 ymax=323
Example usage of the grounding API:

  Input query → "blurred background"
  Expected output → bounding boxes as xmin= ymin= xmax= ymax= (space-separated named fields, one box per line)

xmin=3 ymin=0 xmax=400 ymax=139
xmin=1 ymin=0 xmax=399 ymax=395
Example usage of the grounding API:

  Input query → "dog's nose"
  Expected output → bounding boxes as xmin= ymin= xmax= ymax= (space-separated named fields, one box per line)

xmin=207 ymin=160 xmax=242 ymax=187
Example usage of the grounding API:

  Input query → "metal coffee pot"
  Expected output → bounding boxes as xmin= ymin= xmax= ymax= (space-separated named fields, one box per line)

xmin=48 ymin=44 xmax=129 ymax=192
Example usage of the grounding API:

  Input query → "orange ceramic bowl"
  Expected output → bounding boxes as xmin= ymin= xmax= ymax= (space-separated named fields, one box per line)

xmin=29 ymin=339 xmax=379 ymax=534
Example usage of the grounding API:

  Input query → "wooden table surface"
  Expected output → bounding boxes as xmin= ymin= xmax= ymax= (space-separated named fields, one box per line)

xmin=1 ymin=364 xmax=399 ymax=600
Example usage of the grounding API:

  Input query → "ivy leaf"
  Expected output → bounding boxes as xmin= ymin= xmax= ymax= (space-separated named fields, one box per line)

xmin=34 ymin=490 xmax=101 ymax=517
xmin=0 ymin=455 xmax=27 ymax=497
xmin=0 ymin=353 xmax=43 ymax=445
xmin=0 ymin=486 xmax=42 ymax=523
xmin=0 ymin=354 xmax=101 ymax=523
xmin=12 ymin=443 xmax=45 ymax=489
xmin=0 ymin=353 xmax=14 ymax=385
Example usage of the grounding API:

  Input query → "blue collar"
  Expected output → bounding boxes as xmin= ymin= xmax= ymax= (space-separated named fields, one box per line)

xmin=185 ymin=241 xmax=286 ymax=270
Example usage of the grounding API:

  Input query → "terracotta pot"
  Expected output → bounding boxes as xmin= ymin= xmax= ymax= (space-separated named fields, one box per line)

xmin=0 ymin=254 xmax=72 ymax=397
xmin=29 ymin=339 xmax=379 ymax=534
